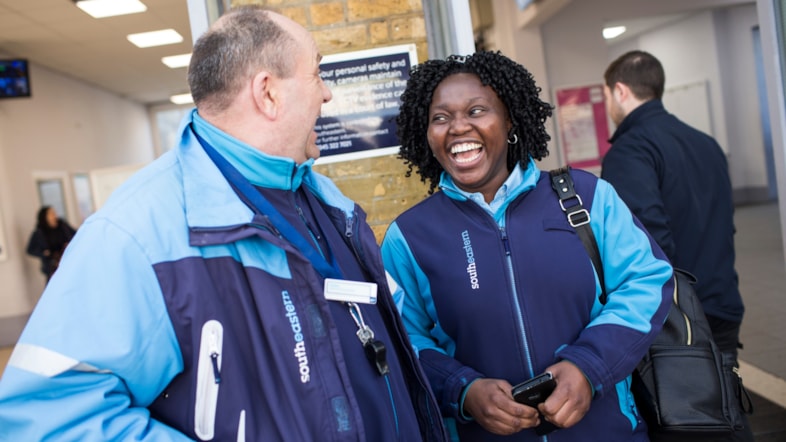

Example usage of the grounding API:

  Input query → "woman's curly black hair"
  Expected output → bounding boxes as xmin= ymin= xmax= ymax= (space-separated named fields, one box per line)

xmin=396 ymin=51 xmax=553 ymax=194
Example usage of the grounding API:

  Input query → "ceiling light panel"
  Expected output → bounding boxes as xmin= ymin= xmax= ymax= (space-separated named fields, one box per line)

xmin=127 ymin=29 xmax=184 ymax=48
xmin=603 ymin=26 xmax=627 ymax=40
xmin=170 ymin=93 xmax=193 ymax=105
xmin=76 ymin=0 xmax=147 ymax=19
xmin=162 ymin=53 xmax=192 ymax=69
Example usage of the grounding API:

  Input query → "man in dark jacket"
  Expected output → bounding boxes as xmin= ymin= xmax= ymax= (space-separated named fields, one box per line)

xmin=600 ymin=50 xmax=752 ymax=442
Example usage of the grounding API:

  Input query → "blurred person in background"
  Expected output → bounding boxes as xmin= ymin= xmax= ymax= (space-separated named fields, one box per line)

xmin=26 ymin=205 xmax=76 ymax=281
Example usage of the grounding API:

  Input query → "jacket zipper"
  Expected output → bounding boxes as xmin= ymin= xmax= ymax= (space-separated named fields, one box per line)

xmin=500 ymin=227 xmax=536 ymax=377
xmin=195 ymin=319 xmax=223 ymax=440
xmin=501 ymin=227 xmax=544 ymax=441
xmin=339 ymin=213 xmax=404 ymax=435
xmin=343 ymin=215 xmax=401 ymax=433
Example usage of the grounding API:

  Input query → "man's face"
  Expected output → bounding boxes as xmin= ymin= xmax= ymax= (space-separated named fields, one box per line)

xmin=604 ymin=84 xmax=625 ymax=127
xmin=273 ymin=16 xmax=333 ymax=163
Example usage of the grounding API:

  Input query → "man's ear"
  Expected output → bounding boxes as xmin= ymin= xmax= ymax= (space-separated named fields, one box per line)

xmin=251 ymin=70 xmax=277 ymax=119
xmin=613 ymin=82 xmax=630 ymax=103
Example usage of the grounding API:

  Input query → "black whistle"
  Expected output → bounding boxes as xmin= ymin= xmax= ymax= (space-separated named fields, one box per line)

xmin=364 ymin=339 xmax=390 ymax=376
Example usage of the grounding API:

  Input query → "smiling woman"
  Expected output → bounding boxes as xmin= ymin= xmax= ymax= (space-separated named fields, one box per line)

xmin=394 ymin=52 xmax=552 ymax=197
xmin=425 ymin=72 xmax=511 ymax=203
xmin=380 ymin=50 xmax=675 ymax=442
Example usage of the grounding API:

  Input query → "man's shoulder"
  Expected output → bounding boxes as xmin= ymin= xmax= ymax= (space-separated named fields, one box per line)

xmin=104 ymin=156 xmax=181 ymax=208
xmin=607 ymin=116 xmax=675 ymax=164
xmin=614 ymin=112 xmax=723 ymax=163
xmin=86 ymin=154 xmax=188 ymax=240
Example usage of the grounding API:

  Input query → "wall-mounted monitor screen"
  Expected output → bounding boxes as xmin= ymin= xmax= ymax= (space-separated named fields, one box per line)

xmin=0 ymin=59 xmax=31 ymax=99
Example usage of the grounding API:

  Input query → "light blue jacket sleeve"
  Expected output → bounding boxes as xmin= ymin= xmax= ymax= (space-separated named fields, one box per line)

xmin=589 ymin=179 xmax=672 ymax=331
xmin=382 ymin=222 xmax=485 ymax=423
xmin=555 ymin=178 xmax=673 ymax=393
xmin=381 ymin=221 xmax=453 ymax=356
xmin=0 ymin=217 xmax=189 ymax=441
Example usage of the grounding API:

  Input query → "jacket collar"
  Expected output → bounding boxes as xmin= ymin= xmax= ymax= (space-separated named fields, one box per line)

xmin=609 ymin=99 xmax=667 ymax=143
xmin=191 ymin=110 xmax=313 ymax=190
xmin=438 ymin=157 xmax=541 ymax=216
xmin=177 ymin=109 xmax=355 ymax=229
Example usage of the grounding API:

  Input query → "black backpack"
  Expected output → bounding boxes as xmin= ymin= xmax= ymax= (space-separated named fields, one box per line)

xmin=548 ymin=167 xmax=752 ymax=438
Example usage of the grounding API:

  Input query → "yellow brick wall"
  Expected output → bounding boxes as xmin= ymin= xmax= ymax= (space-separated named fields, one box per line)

xmin=231 ymin=0 xmax=431 ymax=243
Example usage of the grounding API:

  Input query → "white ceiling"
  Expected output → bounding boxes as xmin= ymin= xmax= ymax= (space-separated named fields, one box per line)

xmin=0 ymin=0 xmax=745 ymax=106
xmin=0 ymin=0 xmax=194 ymax=105
xmin=603 ymin=13 xmax=690 ymax=45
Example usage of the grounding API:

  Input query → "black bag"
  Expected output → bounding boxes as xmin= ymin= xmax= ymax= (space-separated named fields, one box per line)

xmin=548 ymin=167 xmax=753 ymax=437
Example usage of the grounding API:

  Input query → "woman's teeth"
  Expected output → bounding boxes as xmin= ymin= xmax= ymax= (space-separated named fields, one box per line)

xmin=451 ymin=143 xmax=482 ymax=163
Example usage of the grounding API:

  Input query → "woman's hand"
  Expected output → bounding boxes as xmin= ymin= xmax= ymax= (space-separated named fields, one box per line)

xmin=463 ymin=378 xmax=540 ymax=435
xmin=538 ymin=361 xmax=592 ymax=429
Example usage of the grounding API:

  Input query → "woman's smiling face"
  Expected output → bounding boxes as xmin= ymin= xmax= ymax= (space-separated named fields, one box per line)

xmin=426 ymin=73 xmax=512 ymax=202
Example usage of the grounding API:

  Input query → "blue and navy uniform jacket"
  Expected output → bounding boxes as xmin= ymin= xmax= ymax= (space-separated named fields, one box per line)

xmin=0 ymin=109 xmax=447 ymax=442
xmin=601 ymin=99 xmax=744 ymax=323
xmin=381 ymin=160 xmax=674 ymax=442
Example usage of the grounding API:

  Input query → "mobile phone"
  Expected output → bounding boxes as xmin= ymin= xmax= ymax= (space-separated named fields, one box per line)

xmin=512 ymin=371 xmax=556 ymax=407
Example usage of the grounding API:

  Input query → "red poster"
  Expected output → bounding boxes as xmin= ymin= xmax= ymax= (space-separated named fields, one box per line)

xmin=554 ymin=84 xmax=611 ymax=170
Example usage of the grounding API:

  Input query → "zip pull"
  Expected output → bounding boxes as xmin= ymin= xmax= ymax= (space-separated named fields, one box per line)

xmin=345 ymin=220 xmax=353 ymax=238
xmin=295 ymin=204 xmax=322 ymax=244
xmin=209 ymin=329 xmax=221 ymax=384
xmin=210 ymin=353 xmax=221 ymax=384
xmin=500 ymin=228 xmax=511 ymax=255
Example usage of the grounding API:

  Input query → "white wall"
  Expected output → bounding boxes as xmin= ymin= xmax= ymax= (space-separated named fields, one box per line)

xmin=716 ymin=5 xmax=767 ymax=189
xmin=487 ymin=0 xmax=764 ymax=193
xmin=756 ymin=0 xmax=786 ymax=255
xmin=0 ymin=61 xmax=156 ymax=327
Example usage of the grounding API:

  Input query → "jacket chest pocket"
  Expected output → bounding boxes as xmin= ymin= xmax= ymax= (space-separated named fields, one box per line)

xmin=195 ymin=319 xmax=223 ymax=440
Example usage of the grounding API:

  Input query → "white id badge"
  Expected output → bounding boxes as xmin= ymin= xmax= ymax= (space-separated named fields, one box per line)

xmin=324 ymin=278 xmax=377 ymax=304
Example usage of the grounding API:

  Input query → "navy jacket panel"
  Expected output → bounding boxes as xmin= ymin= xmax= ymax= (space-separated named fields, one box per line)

xmin=150 ymin=254 xmax=357 ymax=441
xmin=602 ymin=99 xmax=744 ymax=322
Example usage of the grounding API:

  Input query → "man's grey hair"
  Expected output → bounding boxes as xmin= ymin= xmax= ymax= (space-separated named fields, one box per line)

xmin=188 ymin=5 xmax=298 ymax=113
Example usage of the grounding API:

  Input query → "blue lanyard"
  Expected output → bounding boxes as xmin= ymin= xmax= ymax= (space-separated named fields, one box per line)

xmin=193 ymin=128 xmax=392 ymax=377
xmin=193 ymin=129 xmax=344 ymax=280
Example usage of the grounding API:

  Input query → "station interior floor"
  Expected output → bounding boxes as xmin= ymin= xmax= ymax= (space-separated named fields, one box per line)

xmin=1 ymin=201 xmax=786 ymax=439
xmin=730 ymin=201 xmax=786 ymax=440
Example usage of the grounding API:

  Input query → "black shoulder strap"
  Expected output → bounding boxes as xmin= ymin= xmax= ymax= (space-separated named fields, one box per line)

xmin=549 ymin=167 xmax=608 ymax=305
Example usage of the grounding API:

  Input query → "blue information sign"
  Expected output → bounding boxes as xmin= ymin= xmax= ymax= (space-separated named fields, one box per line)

xmin=316 ymin=45 xmax=418 ymax=162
